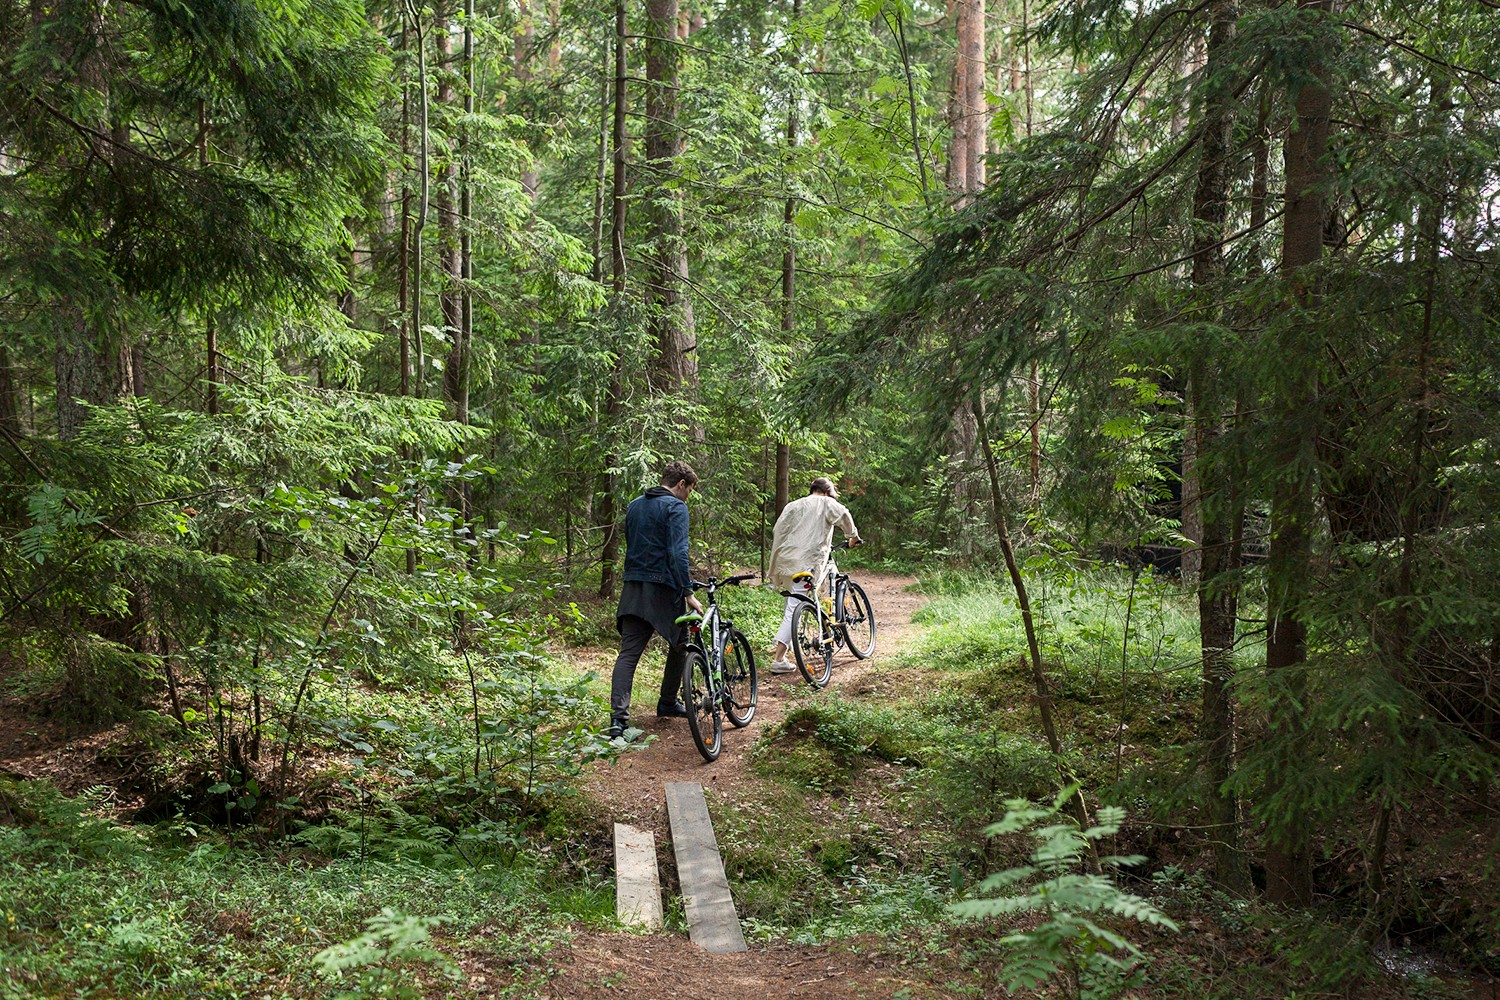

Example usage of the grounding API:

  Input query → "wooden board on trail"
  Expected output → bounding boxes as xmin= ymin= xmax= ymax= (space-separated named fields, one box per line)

xmin=664 ymin=781 xmax=747 ymax=953
xmin=613 ymin=822 xmax=664 ymax=929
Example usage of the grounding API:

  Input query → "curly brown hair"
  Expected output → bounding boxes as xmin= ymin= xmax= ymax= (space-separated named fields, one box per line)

xmin=661 ymin=460 xmax=699 ymax=488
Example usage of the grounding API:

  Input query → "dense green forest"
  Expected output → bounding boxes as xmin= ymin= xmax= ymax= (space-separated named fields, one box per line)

xmin=2 ymin=0 xmax=1497 ymax=996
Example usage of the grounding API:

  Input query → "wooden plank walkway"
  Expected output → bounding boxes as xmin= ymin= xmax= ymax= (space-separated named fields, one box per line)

xmin=613 ymin=823 xmax=663 ymax=929
xmin=664 ymin=781 xmax=747 ymax=953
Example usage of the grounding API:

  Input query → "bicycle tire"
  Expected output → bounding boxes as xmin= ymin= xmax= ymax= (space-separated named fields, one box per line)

xmin=723 ymin=628 xmax=758 ymax=727
xmin=840 ymin=580 xmax=877 ymax=659
xmin=791 ymin=602 xmax=833 ymax=688
xmin=682 ymin=648 xmax=723 ymax=761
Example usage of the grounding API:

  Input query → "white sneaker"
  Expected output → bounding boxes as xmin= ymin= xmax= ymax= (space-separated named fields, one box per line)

xmin=769 ymin=659 xmax=796 ymax=674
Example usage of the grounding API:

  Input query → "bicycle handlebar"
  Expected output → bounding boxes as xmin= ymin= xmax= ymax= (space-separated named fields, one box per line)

xmin=690 ymin=572 xmax=759 ymax=590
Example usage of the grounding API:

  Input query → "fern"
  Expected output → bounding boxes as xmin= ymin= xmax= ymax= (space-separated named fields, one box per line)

xmin=314 ymin=908 xmax=459 ymax=1000
xmin=949 ymin=788 xmax=1177 ymax=1000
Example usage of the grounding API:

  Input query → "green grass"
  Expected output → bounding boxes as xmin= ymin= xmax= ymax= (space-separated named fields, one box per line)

xmin=0 ymin=783 xmax=577 ymax=999
xmin=709 ymin=564 xmax=1231 ymax=948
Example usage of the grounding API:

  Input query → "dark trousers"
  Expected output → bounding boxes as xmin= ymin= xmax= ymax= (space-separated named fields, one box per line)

xmin=610 ymin=615 xmax=685 ymax=723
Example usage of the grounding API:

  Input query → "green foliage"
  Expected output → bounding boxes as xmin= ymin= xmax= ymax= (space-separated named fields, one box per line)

xmin=950 ymin=790 xmax=1178 ymax=1000
xmin=314 ymin=908 xmax=459 ymax=1000
xmin=0 ymin=779 xmax=574 ymax=1000
xmin=0 ymin=779 xmax=134 ymax=862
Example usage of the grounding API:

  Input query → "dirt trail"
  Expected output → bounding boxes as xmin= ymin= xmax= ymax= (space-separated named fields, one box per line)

xmin=539 ymin=572 xmax=937 ymax=997
xmin=579 ymin=571 xmax=927 ymax=835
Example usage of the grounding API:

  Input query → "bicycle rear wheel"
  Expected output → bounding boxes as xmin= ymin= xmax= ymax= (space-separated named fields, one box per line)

xmin=723 ymin=628 xmax=758 ymax=727
xmin=682 ymin=649 xmax=722 ymax=761
xmin=791 ymin=602 xmax=833 ymax=688
xmin=840 ymin=580 xmax=877 ymax=659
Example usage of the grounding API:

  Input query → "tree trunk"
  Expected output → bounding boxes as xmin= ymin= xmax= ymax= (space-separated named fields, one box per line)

xmin=456 ymin=0 xmax=475 ymax=537
xmin=948 ymin=1 xmax=969 ymax=197
xmin=945 ymin=0 xmax=986 ymax=552
xmin=458 ymin=0 xmax=474 ymax=432
xmin=411 ymin=5 xmax=431 ymax=399
xmin=0 ymin=345 xmax=19 ymax=439
xmin=774 ymin=0 xmax=802 ymax=520
xmin=975 ymin=391 xmax=1091 ymax=843
xmin=611 ymin=0 xmax=628 ymax=298
xmin=963 ymin=0 xmax=985 ymax=194
xmin=1188 ymin=0 xmax=1251 ymax=898
xmin=55 ymin=312 xmax=125 ymax=440
xmin=55 ymin=10 xmax=123 ymax=440
xmin=1263 ymin=0 xmax=1336 ymax=908
xmin=516 ymin=0 xmax=539 ymax=201
xmin=645 ymin=0 xmax=698 ymax=401
xmin=590 ymin=23 xmax=611 ymax=284
xmin=399 ymin=8 xmax=412 ymax=400
xmin=597 ymin=0 xmax=629 ymax=600
xmin=437 ymin=5 xmax=465 ymax=423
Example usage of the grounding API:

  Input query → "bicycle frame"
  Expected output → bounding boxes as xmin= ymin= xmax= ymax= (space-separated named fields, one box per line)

xmin=679 ymin=572 xmax=759 ymax=761
xmin=787 ymin=553 xmax=852 ymax=642
xmin=684 ymin=581 xmax=734 ymax=670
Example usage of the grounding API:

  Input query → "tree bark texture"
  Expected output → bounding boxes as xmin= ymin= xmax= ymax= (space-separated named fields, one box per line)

xmin=775 ymin=0 xmax=801 ymax=520
xmin=645 ymin=0 xmax=699 ymax=397
xmin=610 ymin=0 xmax=629 ymax=296
xmin=516 ymin=0 xmax=539 ymax=200
xmin=1264 ymin=0 xmax=1336 ymax=908
xmin=1187 ymin=0 xmax=1251 ymax=898
xmin=948 ymin=2 xmax=968 ymax=196
xmin=436 ymin=5 xmax=466 ymax=423
xmin=0 ymin=345 xmax=20 ymax=438
xmin=962 ymin=0 xmax=985 ymax=194
xmin=597 ymin=0 xmax=629 ymax=599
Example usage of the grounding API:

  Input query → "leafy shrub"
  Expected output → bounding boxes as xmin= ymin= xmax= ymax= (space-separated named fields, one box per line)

xmin=950 ymin=789 xmax=1177 ymax=1000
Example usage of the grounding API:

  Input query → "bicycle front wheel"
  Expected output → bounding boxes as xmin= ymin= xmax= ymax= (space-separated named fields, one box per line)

xmin=682 ymin=649 xmax=723 ymax=761
xmin=840 ymin=580 xmax=877 ymax=659
xmin=723 ymin=629 xmax=758 ymax=727
xmin=791 ymin=602 xmax=833 ymax=688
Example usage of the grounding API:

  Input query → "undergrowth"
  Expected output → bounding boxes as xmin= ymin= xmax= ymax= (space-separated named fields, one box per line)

xmin=0 ymin=778 xmax=601 ymax=1000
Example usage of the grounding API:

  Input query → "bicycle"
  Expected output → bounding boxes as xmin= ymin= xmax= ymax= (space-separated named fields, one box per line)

xmin=676 ymin=572 xmax=759 ymax=762
xmin=787 ymin=540 xmax=876 ymax=688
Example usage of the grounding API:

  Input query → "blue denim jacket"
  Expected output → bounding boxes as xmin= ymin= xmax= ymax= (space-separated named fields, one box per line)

xmin=622 ymin=486 xmax=691 ymax=599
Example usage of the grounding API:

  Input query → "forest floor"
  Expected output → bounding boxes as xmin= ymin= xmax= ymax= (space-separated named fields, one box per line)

xmin=4 ymin=571 xmax=1497 ymax=999
xmin=536 ymin=571 xmax=958 ymax=998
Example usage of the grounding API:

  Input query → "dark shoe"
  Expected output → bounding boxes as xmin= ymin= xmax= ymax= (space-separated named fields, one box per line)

xmin=606 ymin=718 xmax=628 ymax=739
xmin=655 ymin=700 xmax=688 ymax=719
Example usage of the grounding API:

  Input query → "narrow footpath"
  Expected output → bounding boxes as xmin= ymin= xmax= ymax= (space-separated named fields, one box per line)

xmin=538 ymin=572 xmax=935 ymax=999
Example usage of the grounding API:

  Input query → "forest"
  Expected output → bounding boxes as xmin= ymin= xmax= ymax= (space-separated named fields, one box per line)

xmin=1 ymin=0 xmax=1497 ymax=996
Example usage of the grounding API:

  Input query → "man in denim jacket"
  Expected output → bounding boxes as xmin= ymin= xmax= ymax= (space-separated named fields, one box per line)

xmin=608 ymin=460 xmax=704 ymax=738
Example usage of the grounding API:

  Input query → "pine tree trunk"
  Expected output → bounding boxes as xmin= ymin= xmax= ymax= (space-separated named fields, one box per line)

xmin=597 ymin=0 xmax=629 ymax=600
xmin=0 ymin=345 xmax=19 ymax=439
xmin=963 ymin=0 xmax=985 ymax=193
xmin=436 ymin=5 xmax=465 ymax=423
xmin=55 ymin=10 xmax=123 ymax=440
xmin=646 ymin=0 xmax=699 ymax=399
xmin=399 ymin=9 xmax=412 ymax=400
xmin=948 ymin=0 xmax=969 ymax=197
xmin=1189 ymin=0 xmax=1251 ymax=898
xmin=774 ymin=0 xmax=801 ymax=520
xmin=516 ymin=0 xmax=538 ymax=200
xmin=55 ymin=311 xmax=124 ymax=440
xmin=411 ymin=5 xmax=431 ymax=399
xmin=1264 ymin=0 xmax=1336 ymax=908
